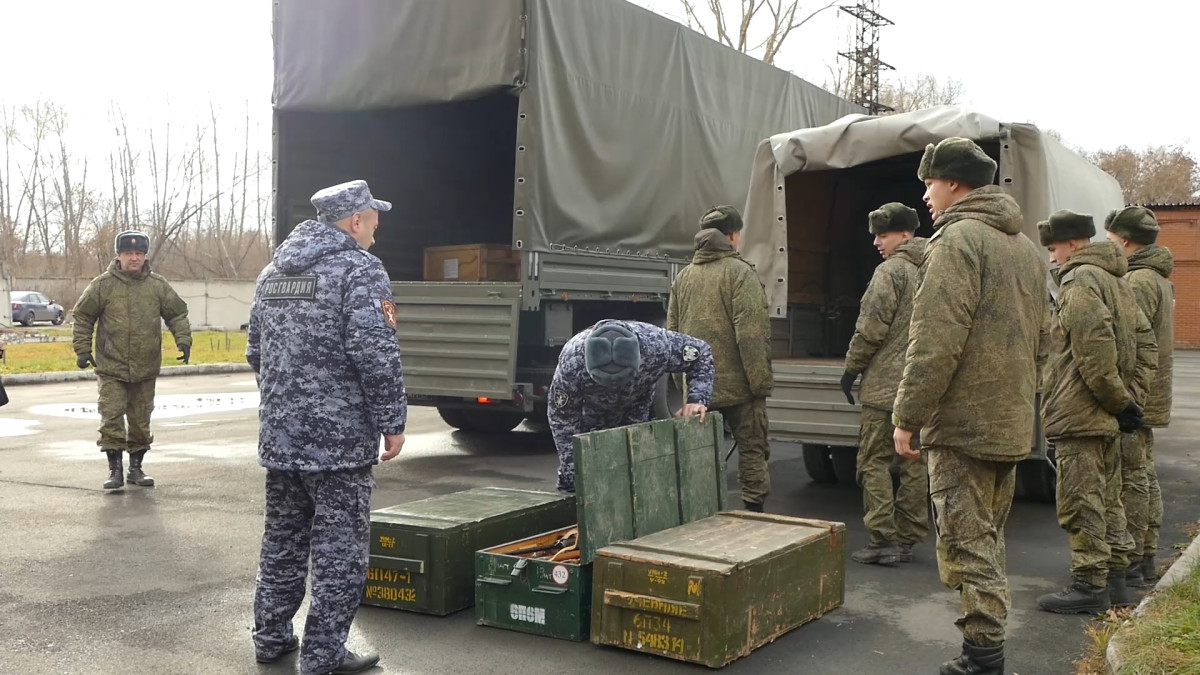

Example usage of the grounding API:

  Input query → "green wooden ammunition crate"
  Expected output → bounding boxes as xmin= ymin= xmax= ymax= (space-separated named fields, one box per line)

xmin=591 ymin=512 xmax=846 ymax=668
xmin=363 ymin=487 xmax=576 ymax=616
xmin=475 ymin=413 xmax=728 ymax=641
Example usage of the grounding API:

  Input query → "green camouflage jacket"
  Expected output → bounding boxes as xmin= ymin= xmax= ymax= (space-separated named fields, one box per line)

xmin=893 ymin=186 xmax=1051 ymax=461
xmin=73 ymin=259 xmax=192 ymax=383
xmin=1126 ymin=244 xmax=1174 ymax=427
xmin=1042 ymin=241 xmax=1158 ymax=439
xmin=845 ymin=237 xmax=927 ymax=411
xmin=668 ymin=229 xmax=773 ymax=408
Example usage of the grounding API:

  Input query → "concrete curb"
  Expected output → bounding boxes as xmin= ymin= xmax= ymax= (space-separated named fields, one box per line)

xmin=1106 ymin=532 xmax=1200 ymax=673
xmin=2 ymin=363 xmax=253 ymax=386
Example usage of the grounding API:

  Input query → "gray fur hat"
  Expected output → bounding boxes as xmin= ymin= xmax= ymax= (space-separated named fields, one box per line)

xmin=917 ymin=137 xmax=998 ymax=189
xmin=115 ymin=230 xmax=150 ymax=254
xmin=1038 ymin=210 xmax=1096 ymax=246
xmin=868 ymin=202 xmax=920 ymax=235
xmin=584 ymin=320 xmax=641 ymax=387
xmin=1105 ymin=206 xmax=1160 ymax=245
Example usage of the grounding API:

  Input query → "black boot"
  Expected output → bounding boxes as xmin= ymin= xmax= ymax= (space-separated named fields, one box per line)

xmin=1037 ymin=578 xmax=1110 ymax=614
xmin=330 ymin=650 xmax=380 ymax=674
xmin=939 ymin=640 xmax=1005 ymax=675
xmin=1125 ymin=560 xmax=1146 ymax=588
xmin=126 ymin=450 xmax=155 ymax=487
xmin=1108 ymin=569 xmax=1139 ymax=608
xmin=1139 ymin=555 xmax=1159 ymax=587
xmin=850 ymin=541 xmax=904 ymax=565
xmin=743 ymin=501 xmax=764 ymax=513
xmin=103 ymin=451 xmax=124 ymax=490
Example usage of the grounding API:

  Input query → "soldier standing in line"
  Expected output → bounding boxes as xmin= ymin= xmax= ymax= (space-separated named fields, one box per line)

xmin=840 ymin=202 xmax=929 ymax=566
xmin=892 ymin=137 xmax=1050 ymax=675
xmin=547 ymin=320 xmax=715 ymax=493
xmin=1104 ymin=206 xmax=1174 ymax=589
xmin=668 ymin=205 xmax=774 ymax=512
xmin=247 ymin=180 xmax=407 ymax=675
xmin=1035 ymin=210 xmax=1157 ymax=615
xmin=73 ymin=230 xmax=192 ymax=490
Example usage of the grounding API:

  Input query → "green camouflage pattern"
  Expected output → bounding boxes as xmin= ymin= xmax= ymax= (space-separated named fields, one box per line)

xmin=1126 ymin=244 xmax=1174 ymax=427
xmin=893 ymin=186 xmax=1051 ymax=461
xmin=1054 ymin=436 xmax=1134 ymax=586
xmin=1120 ymin=427 xmax=1151 ymax=564
xmin=926 ymin=448 xmax=1017 ymax=648
xmin=668 ymin=228 xmax=773 ymax=408
xmin=715 ymin=397 xmax=771 ymax=505
xmin=97 ymin=375 xmax=156 ymax=452
xmin=1144 ymin=430 xmax=1163 ymax=557
xmin=1041 ymin=241 xmax=1158 ymax=439
xmin=857 ymin=405 xmax=928 ymax=545
xmin=73 ymin=259 xmax=192 ymax=383
xmin=845 ymin=237 xmax=927 ymax=410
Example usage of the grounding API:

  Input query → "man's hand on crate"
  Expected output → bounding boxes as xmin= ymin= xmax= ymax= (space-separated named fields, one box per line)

xmin=675 ymin=403 xmax=708 ymax=423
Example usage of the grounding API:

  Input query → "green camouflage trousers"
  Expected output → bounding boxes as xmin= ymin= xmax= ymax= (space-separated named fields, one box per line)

xmin=1119 ymin=428 xmax=1151 ymax=565
xmin=96 ymin=375 xmax=157 ymax=453
xmin=1143 ymin=429 xmax=1163 ymax=558
xmin=927 ymin=449 xmax=1016 ymax=648
xmin=715 ymin=397 xmax=771 ymax=505
xmin=857 ymin=405 xmax=929 ymax=545
xmin=1054 ymin=436 xmax=1134 ymax=586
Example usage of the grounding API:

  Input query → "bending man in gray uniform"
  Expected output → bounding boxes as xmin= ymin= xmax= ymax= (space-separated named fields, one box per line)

xmin=548 ymin=320 xmax=715 ymax=492
xmin=247 ymin=180 xmax=407 ymax=675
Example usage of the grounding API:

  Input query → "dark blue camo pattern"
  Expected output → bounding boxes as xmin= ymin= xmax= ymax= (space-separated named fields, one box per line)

xmin=547 ymin=321 xmax=715 ymax=491
xmin=246 ymin=218 xmax=407 ymax=472
xmin=253 ymin=468 xmax=373 ymax=675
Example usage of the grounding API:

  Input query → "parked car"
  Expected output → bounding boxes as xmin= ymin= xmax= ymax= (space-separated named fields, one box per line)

xmin=11 ymin=291 xmax=65 ymax=326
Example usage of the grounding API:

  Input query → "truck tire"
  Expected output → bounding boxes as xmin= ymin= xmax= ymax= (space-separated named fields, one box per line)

xmin=1016 ymin=458 xmax=1056 ymax=503
xmin=802 ymin=444 xmax=837 ymax=484
xmin=651 ymin=374 xmax=685 ymax=420
xmin=831 ymin=446 xmax=859 ymax=486
xmin=437 ymin=406 xmax=525 ymax=433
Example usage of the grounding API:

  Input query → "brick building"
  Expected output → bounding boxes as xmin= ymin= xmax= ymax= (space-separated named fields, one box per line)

xmin=1147 ymin=203 xmax=1200 ymax=348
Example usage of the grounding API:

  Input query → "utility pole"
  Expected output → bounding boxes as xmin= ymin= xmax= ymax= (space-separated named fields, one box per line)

xmin=838 ymin=1 xmax=894 ymax=115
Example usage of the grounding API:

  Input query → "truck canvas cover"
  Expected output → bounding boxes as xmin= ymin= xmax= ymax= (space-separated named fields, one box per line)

xmin=741 ymin=106 xmax=1126 ymax=313
xmin=273 ymin=0 xmax=861 ymax=259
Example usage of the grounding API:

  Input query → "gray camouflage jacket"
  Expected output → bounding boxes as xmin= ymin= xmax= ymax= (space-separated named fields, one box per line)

xmin=247 ymin=219 xmax=407 ymax=472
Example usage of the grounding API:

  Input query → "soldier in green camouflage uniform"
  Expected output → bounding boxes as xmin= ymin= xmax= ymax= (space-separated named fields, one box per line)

xmin=1105 ymin=206 xmax=1174 ymax=588
xmin=668 ymin=205 xmax=773 ymax=511
xmin=841 ymin=202 xmax=929 ymax=565
xmin=73 ymin=231 xmax=192 ymax=490
xmin=1035 ymin=211 xmax=1157 ymax=615
xmin=892 ymin=138 xmax=1050 ymax=675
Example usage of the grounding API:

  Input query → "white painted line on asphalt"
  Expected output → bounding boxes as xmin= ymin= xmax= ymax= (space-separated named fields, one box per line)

xmin=0 ymin=418 xmax=43 ymax=437
xmin=28 ymin=392 xmax=261 ymax=420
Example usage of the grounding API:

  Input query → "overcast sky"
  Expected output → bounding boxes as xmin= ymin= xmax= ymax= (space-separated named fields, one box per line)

xmin=1 ymin=0 xmax=1197 ymax=160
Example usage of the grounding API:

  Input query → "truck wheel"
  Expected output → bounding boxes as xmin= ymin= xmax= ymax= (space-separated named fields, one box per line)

xmin=651 ymin=374 xmax=685 ymax=420
xmin=831 ymin=447 xmax=859 ymax=485
xmin=1016 ymin=459 xmax=1056 ymax=503
xmin=437 ymin=406 xmax=525 ymax=433
xmin=802 ymin=444 xmax=837 ymax=484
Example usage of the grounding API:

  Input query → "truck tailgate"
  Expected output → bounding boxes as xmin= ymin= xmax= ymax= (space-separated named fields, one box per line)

xmin=391 ymin=282 xmax=521 ymax=400
xmin=766 ymin=359 xmax=861 ymax=447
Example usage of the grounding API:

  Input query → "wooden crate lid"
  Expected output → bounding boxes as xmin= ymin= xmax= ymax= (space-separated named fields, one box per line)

xmin=371 ymin=487 xmax=572 ymax=531
xmin=572 ymin=413 xmax=728 ymax=565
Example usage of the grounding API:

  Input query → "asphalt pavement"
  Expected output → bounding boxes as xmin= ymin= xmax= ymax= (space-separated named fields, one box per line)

xmin=1 ymin=359 xmax=1198 ymax=675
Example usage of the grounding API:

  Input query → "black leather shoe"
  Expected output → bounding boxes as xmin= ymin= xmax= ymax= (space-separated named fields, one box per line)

xmin=330 ymin=651 xmax=380 ymax=674
xmin=255 ymin=635 xmax=299 ymax=664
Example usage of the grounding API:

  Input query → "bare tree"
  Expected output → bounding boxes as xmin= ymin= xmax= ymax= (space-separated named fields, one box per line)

xmin=677 ymin=0 xmax=839 ymax=65
xmin=1088 ymin=145 xmax=1200 ymax=205
xmin=878 ymin=74 xmax=964 ymax=113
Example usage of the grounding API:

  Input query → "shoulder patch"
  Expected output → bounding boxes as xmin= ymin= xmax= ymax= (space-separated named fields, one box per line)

xmin=381 ymin=300 xmax=397 ymax=327
xmin=261 ymin=275 xmax=317 ymax=300
xmin=682 ymin=345 xmax=700 ymax=362
xmin=552 ymin=388 xmax=571 ymax=409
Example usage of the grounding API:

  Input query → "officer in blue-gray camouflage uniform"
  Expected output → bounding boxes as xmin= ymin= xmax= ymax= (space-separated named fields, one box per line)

xmin=548 ymin=320 xmax=715 ymax=492
xmin=247 ymin=179 xmax=407 ymax=675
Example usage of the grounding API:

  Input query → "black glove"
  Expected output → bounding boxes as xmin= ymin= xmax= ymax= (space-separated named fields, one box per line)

xmin=840 ymin=370 xmax=859 ymax=405
xmin=1116 ymin=401 xmax=1144 ymax=433
xmin=177 ymin=346 xmax=191 ymax=365
xmin=76 ymin=353 xmax=96 ymax=369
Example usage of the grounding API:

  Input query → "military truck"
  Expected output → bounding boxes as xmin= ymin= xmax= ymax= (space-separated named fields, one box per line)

xmin=740 ymin=106 xmax=1126 ymax=501
xmin=271 ymin=0 xmax=861 ymax=432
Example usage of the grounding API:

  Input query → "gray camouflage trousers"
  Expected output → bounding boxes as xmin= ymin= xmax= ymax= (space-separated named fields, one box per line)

xmin=253 ymin=467 xmax=374 ymax=675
